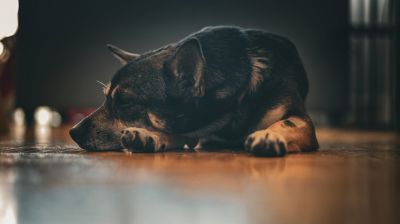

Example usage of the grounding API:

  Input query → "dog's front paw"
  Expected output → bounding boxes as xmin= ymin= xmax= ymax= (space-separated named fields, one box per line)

xmin=120 ymin=127 xmax=166 ymax=153
xmin=245 ymin=130 xmax=287 ymax=157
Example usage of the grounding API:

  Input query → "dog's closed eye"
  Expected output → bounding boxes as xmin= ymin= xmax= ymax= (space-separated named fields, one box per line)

xmin=114 ymin=95 xmax=132 ymax=107
xmin=114 ymin=94 xmax=134 ymax=108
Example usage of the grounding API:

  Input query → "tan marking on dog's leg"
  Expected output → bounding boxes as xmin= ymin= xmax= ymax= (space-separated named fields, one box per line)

xmin=147 ymin=112 xmax=167 ymax=130
xmin=245 ymin=116 xmax=318 ymax=156
xmin=255 ymin=105 xmax=286 ymax=130
xmin=268 ymin=116 xmax=318 ymax=152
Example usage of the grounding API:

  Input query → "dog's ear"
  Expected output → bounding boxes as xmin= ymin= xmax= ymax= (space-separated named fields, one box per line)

xmin=107 ymin=44 xmax=140 ymax=64
xmin=168 ymin=38 xmax=206 ymax=97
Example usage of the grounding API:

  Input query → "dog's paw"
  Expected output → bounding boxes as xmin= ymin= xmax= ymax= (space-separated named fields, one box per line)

xmin=120 ymin=127 xmax=166 ymax=153
xmin=245 ymin=130 xmax=287 ymax=157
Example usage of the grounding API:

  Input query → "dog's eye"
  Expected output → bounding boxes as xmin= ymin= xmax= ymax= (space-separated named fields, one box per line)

xmin=114 ymin=94 xmax=133 ymax=108
xmin=113 ymin=95 xmax=135 ymax=113
xmin=112 ymin=93 xmax=147 ymax=120
xmin=119 ymin=100 xmax=132 ymax=108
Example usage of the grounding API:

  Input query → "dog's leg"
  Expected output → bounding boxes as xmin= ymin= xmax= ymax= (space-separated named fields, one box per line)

xmin=120 ymin=127 xmax=195 ymax=153
xmin=245 ymin=115 xmax=318 ymax=157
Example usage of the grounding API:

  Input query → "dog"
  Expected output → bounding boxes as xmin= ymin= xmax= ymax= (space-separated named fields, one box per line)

xmin=69 ymin=26 xmax=319 ymax=157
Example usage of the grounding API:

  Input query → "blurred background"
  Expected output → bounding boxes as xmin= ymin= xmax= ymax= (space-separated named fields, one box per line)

xmin=0 ymin=0 xmax=399 ymax=132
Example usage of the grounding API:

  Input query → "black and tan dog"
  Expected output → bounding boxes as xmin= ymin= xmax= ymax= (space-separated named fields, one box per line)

xmin=69 ymin=26 xmax=318 ymax=157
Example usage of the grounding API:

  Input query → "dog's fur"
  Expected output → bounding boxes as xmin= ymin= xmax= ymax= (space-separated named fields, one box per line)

xmin=69 ymin=26 xmax=319 ymax=157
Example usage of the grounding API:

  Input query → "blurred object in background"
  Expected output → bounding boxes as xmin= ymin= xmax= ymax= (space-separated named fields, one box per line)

xmin=0 ymin=0 xmax=19 ymax=134
xmin=0 ymin=37 xmax=17 ymax=134
xmin=10 ymin=107 xmax=26 ymax=142
xmin=33 ymin=106 xmax=63 ymax=143
xmin=12 ymin=107 xmax=25 ymax=127
xmin=34 ymin=106 xmax=62 ymax=127
xmin=0 ymin=0 xmax=19 ymax=40
xmin=348 ymin=0 xmax=399 ymax=129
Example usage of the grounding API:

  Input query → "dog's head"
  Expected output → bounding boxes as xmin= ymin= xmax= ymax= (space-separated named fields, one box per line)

xmin=70 ymin=37 xmax=238 ymax=151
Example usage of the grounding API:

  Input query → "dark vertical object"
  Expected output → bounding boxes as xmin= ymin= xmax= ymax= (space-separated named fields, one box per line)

xmin=395 ymin=0 xmax=400 ymax=131
xmin=348 ymin=0 xmax=397 ymax=129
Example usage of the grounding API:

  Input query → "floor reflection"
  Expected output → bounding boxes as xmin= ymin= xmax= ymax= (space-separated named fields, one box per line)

xmin=17 ymin=184 xmax=247 ymax=224
xmin=34 ymin=125 xmax=51 ymax=144
xmin=0 ymin=171 xmax=17 ymax=224
xmin=0 ymin=126 xmax=399 ymax=224
xmin=10 ymin=124 xmax=25 ymax=144
xmin=1 ymin=152 xmax=249 ymax=224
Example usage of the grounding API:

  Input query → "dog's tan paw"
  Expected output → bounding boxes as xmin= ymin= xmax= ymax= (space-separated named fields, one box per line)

xmin=245 ymin=130 xmax=287 ymax=157
xmin=120 ymin=127 xmax=166 ymax=153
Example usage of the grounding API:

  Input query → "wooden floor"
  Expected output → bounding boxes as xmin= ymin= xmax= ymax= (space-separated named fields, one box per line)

xmin=0 ymin=125 xmax=399 ymax=224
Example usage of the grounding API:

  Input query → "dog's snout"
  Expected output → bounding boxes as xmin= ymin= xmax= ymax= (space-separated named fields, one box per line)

xmin=69 ymin=119 xmax=91 ymax=143
xmin=68 ymin=107 xmax=123 ymax=151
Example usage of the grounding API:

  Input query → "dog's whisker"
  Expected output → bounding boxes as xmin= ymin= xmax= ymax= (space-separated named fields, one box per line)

xmin=96 ymin=80 xmax=107 ymax=88
xmin=97 ymin=80 xmax=111 ymax=95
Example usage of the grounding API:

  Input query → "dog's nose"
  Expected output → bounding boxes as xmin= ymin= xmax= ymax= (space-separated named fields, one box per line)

xmin=69 ymin=121 xmax=90 ymax=143
xmin=69 ymin=126 xmax=82 ymax=143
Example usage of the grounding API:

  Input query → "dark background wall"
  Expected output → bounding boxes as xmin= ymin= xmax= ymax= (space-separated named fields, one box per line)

xmin=16 ymin=0 xmax=349 ymax=116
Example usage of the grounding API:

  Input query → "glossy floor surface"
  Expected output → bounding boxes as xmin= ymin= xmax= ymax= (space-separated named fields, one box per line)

xmin=0 ymin=126 xmax=399 ymax=224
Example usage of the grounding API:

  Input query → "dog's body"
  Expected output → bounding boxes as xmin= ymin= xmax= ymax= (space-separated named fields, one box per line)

xmin=70 ymin=26 xmax=318 ymax=156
